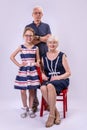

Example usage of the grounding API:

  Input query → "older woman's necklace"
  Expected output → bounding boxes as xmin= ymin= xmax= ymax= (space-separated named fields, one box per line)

xmin=45 ymin=51 xmax=60 ymax=76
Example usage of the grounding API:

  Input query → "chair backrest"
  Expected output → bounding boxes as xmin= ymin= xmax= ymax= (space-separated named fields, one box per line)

xmin=36 ymin=66 xmax=43 ymax=83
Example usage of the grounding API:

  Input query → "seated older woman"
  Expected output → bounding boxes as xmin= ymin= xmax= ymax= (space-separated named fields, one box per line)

xmin=40 ymin=35 xmax=71 ymax=127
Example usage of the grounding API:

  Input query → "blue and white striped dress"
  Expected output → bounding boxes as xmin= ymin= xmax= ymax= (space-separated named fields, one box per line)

xmin=14 ymin=45 xmax=40 ymax=90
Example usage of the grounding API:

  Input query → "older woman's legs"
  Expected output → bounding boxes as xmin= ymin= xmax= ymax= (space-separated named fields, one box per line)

xmin=45 ymin=84 xmax=57 ymax=127
xmin=47 ymin=84 xmax=61 ymax=124
xmin=55 ymin=107 xmax=61 ymax=124
xmin=40 ymin=85 xmax=48 ymax=103
xmin=41 ymin=83 xmax=59 ymax=127
xmin=47 ymin=84 xmax=56 ymax=115
xmin=41 ymin=84 xmax=56 ymax=114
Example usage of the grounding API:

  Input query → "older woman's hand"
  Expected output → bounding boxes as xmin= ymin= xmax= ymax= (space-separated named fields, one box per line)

xmin=42 ymin=73 xmax=48 ymax=81
xmin=50 ymin=75 xmax=60 ymax=81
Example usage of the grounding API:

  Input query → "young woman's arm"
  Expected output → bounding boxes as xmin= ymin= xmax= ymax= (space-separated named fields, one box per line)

xmin=35 ymin=47 xmax=40 ymax=66
xmin=10 ymin=46 xmax=26 ymax=67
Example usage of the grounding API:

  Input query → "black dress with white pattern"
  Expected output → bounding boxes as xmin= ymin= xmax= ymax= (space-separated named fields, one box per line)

xmin=42 ymin=52 xmax=69 ymax=94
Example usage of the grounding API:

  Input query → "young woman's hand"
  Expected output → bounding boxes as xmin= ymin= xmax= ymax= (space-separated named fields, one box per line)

xmin=19 ymin=62 xmax=27 ymax=67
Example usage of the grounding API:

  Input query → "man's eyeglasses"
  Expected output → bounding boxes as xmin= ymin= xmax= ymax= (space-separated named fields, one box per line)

xmin=33 ymin=12 xmax=42 ymax=15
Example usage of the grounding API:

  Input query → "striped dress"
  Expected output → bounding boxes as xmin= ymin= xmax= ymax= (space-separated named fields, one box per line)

xmin=14 ymin=45 xmax=40 ymax=90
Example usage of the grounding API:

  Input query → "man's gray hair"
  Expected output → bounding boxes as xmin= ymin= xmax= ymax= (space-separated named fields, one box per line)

xmin=33 ymin=6 xmax=43 ymax=13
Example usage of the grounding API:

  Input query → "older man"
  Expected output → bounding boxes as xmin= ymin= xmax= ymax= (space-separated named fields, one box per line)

xmin=25 ymin=6 xmax=51 ymax=112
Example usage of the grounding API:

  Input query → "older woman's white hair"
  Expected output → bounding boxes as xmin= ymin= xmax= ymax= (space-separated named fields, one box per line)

xmin=47 ymin=35 xmax=59 ymax=43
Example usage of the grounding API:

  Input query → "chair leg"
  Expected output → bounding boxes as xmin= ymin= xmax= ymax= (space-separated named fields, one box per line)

xmin=66 ymin=94 xmax=67 ymax=111
xmin=63 ymin=93 xmax=66 ymax=118
xmin=40 ymin=97 xmax=44 ymax=117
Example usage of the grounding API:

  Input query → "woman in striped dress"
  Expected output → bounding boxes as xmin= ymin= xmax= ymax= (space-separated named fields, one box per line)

xmin=10 ymin=27 xmax=40 ymax=118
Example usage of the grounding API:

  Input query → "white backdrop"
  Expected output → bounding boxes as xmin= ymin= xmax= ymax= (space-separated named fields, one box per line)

xmin=0 ymin=0 xmax=87 ymax=116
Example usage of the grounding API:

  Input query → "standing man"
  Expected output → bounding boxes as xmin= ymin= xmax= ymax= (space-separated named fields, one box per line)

xmin=25 ymin=6 xmax=51 ymax=112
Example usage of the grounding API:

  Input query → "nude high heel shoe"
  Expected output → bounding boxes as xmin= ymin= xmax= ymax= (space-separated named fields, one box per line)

xmin=45 ymin=114 xmax=55 ymax=127
xmin=54 ymin=108 xmax=61 ymax=125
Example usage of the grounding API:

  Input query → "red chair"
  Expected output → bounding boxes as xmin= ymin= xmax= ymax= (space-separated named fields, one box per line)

xmin=36 ymin=66 xmax=43 ymax=83
xmin=40 ymin=89 xmax=68 ymax=118
xmin=36 ymin=67 xmax=68 ymax=118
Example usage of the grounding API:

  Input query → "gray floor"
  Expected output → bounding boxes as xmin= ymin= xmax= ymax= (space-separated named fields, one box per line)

xmin=0 ymin=92 xmax=87 ymax=130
